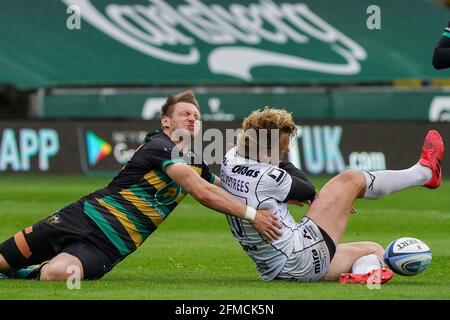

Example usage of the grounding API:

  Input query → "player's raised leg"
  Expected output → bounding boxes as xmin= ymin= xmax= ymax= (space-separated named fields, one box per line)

xmin=305 ymin=130 xmax=443 ymax=282
xmin=305 ymin=171 xmax=364 ymax=245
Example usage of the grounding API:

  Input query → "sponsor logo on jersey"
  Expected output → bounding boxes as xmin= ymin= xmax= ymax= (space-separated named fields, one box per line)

xmin=231 ymin=165 xmax=260 ymax=178
xmin=305 ymin=225 xmax=318 ymax=241
xmin=312 ymin=249 xmax=321 ymax=274
xmin=303 ymin=229 xmax=312 ymax=240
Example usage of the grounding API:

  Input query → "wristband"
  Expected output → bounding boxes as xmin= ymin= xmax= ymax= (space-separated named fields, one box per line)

xmin=244 ymin=206 xmax=257 ymax=222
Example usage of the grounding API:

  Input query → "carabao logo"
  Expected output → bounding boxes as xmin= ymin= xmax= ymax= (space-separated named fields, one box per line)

xmin=85 ymin=131 xmax=112 ymax=165
xmin=429 ymin=97 xmax=450 ymax=122
xmin=62 ymin=0 xmax=367 ymax=81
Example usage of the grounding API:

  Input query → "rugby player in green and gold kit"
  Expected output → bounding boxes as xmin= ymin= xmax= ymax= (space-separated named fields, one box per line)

xmin=0 ymin=90 xmax=281 ymax=281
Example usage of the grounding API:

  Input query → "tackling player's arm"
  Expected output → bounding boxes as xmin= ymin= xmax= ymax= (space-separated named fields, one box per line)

xmin=433 ymin=21 xmax=450 ymax=70
xmin=211 ymin=174 xmax=221 ymax=187
xmin=166 ymin=163 xmax=282 ymax=240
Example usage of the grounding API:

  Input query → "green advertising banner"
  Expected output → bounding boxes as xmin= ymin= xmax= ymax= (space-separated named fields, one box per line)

xmin=42 ymin=88 xmax=450 ymax=121
xmin=331 ymin=89 xmax=450 ymax=121
xmin=0 ymin=0 xmax=448 ymax=88
xmin=43 ymin=88 xmax=332 ymax=120
xmin=0 ymin=120 xmax=448 ymax=177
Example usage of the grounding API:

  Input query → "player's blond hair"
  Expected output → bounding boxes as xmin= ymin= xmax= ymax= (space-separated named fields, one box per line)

xmin=237 ymin=107 xmax=297 ymax=162
xmin=161 ymin=90 xmax=200 ymax=117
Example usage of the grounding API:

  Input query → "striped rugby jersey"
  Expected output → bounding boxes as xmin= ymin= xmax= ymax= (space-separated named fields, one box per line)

xmin=81 ymin=131 xmax=213 ymax=257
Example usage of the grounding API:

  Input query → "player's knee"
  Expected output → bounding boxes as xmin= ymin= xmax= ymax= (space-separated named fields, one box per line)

xmin=363 ymin=241 xmax=385 ymax=259
xmin=337 ymin=171 xmax=361 ymax=184
xmin=40 ymin=258 xmax=83 ymax=281
xmin=40 ymin=263 xmax=68 ymax=281
xmin=0 ymin=254 xmax=12 ymax=271
xmin=337 ymin=171 xmax=366 ymax=189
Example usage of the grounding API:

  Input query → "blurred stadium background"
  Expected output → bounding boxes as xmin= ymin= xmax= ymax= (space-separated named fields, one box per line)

xmin=0 ymin=0 xmax=450 ymax=175
xmin=0 ymin=0 xmax=449 ymax=176
xmin=0 ymin=0 xmax=449 ymax=300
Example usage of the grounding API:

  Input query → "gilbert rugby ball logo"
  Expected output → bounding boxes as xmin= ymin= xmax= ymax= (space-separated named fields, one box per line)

xmin=62 ymin=0 xmax=367 ymax=80
xmin=85 ymin=131 xmax=112 ymax=166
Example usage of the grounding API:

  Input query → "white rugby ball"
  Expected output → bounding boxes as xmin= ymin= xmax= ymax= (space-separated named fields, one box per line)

xmin=384 ymin=237 xmax=432 ymax=276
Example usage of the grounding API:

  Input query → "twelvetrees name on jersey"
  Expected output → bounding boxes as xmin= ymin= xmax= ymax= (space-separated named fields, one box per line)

xmin=220 ymin=165 xmax=261 ymax=194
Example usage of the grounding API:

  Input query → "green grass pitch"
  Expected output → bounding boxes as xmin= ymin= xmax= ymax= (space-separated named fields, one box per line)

xmin=0 ymin=175 xmax=449 ymax=300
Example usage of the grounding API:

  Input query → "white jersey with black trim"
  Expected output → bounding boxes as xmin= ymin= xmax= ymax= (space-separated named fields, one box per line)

xmin=220 ymin=147 xmax=296 ymax=280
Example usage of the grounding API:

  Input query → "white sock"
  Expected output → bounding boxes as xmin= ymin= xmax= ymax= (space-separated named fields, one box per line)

xmin=363 ymin=163 xmax=432 ymax=199
xmin=352 ymin=254 xmax=383 ymax=274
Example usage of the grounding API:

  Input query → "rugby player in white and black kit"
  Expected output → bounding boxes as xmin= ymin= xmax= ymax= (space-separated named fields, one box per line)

xmin=221 ymin=108 xmax=444 ymax=284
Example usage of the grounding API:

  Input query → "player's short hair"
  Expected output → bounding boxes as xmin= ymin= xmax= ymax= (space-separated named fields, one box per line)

xmin=161 ymin=90 xmax=200 ymax=117
xmin=237 ymin=107 xmax=298 ymax=162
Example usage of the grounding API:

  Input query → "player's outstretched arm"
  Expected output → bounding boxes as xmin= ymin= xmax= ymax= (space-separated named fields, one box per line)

xmin=166 ymin=163 xmax=282 ymax=240
xmin=433 ymin=21 xmax=450 ymax=69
